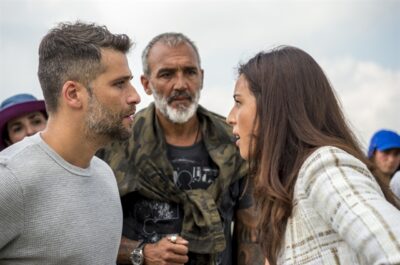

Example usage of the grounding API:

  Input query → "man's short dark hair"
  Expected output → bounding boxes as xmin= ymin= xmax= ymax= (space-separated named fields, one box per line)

xmin=38 ymin=21 xmax=133 ymax=112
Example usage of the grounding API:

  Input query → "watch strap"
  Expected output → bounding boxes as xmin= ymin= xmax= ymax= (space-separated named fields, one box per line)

xmin=129 ymin=240 xmax=146 ymax=265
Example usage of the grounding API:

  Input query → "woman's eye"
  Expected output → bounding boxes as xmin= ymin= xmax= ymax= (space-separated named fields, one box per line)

xmin=11 ymin=126 xmax=22 ymax=133
xmin=32 ymin=119 xmax=44 ymax=125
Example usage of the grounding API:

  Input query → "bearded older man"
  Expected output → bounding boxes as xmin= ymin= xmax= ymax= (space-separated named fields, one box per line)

xmin=99 ymin=33 xmax=263 ymax=265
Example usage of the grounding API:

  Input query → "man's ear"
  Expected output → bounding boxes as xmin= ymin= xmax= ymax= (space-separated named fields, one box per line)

xmin=140 ymin=75 xmax=152 ymax=95
xmin=61 ymin=81 xmax=85 ymax=109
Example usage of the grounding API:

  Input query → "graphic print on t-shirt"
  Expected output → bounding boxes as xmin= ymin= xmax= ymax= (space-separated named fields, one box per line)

xmin=171 ymin=158 xmax=219 ymax=190
xmin=168 ymin=141 xmax=219 ymax=190
xmin=135 ymin=199 xmax=181 ymax=243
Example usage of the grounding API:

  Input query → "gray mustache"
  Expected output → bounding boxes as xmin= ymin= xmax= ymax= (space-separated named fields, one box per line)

xmin=167 ymin=91 xmax=192 ymax=103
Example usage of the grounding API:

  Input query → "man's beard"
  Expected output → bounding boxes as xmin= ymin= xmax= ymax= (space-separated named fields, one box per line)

xmin=151 ymin=85 xmax=200 ymax=124
xmin=84 ymin=94 xmax=132 ymax=142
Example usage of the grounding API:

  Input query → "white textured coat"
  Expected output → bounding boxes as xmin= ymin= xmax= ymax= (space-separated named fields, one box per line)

xmin=280 ymin=146 xmax=400 ymax=265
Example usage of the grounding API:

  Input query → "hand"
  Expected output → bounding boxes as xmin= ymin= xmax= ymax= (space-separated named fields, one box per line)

xmin=143 ymin=236 xmax=189 ymax=265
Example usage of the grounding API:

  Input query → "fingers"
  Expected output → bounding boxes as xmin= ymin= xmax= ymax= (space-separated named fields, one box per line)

xmin=143 ymin=237 xmax=189 ymax=265
xmin=168 ymin=235 xmax=189 ymax=246
xmin=162 ymin=251 xmax=189 ymax=264
xmin=163 ymin=236 xmax=189 ymax=262
xmin=168 ymin=234 xmax=178 ymax=243
xmin=162 ymin=236 xmax=189 ymax=255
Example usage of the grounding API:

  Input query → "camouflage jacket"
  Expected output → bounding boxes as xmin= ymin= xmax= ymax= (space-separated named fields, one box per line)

xmin=101 ymin=103 xmax=247 ymax=255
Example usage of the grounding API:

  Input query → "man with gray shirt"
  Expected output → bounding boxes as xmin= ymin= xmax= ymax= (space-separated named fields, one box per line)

xmin=0 ymin=21 xmax=140 ymax=264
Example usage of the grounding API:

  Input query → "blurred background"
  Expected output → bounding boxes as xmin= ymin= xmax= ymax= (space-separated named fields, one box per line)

xmin=1 ymin=0 xmax=399 ymax=149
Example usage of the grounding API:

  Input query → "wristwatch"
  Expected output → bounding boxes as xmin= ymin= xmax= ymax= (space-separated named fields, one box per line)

xmin=129 ymin=241 xmax=146 ymax=265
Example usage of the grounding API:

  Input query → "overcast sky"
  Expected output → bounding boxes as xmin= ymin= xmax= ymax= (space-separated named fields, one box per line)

xmin=0 ymin=0 xmax=399 ymax=149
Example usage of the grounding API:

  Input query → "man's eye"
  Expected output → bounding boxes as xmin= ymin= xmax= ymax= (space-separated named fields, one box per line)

xmin=115 ymin=80 xmax=125 ymax=88
xmin=160 ymin=72 xmax=171 ymax=78
xmin=186 ymin=69 xmax=197 ymax=75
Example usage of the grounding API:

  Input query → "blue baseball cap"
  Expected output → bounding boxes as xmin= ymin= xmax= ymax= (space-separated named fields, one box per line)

xmin=0 ymin=93 xmax=47 ymax=150
xmin=368 ymin=129 xmax=400 ymax=158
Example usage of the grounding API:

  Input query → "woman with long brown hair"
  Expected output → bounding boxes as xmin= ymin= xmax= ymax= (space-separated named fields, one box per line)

xmin=227 ymin=46 xmax=400 ymax=265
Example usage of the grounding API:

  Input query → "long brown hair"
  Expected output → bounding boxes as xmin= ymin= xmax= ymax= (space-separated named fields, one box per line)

xmin=239 ymin=46 xmax=399 ymax=264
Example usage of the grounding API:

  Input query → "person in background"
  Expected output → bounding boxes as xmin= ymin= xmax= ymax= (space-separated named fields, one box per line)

xmin=0 ymin=93 xmax=47 ymax=151
xmin=368 ymin=129 xmax=400 ymax=180
xmin=99 ymin=32 xmax=263 ymax=265
xmin=226 ymin=46 xmax=400 ymax=264
xmin=368 ymin=129 xmax=400 ymax=199
xmin=0 ymin=21 xmax=140 ymax=264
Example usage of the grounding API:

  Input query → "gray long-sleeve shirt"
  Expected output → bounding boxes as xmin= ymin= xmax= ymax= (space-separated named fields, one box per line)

xmin=0 ymin=133 xmax=122 ymax=264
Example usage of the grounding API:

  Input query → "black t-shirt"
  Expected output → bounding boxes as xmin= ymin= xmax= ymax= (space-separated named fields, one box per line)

xmin=121 ymin=140 xmax=251 ymax=265
xmin=167 ymin=140 xmax=219 ymax=190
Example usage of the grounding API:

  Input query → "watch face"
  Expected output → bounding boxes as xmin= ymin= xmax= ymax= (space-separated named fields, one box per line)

xmin=131 ymin=249 xmax=143 ymax=265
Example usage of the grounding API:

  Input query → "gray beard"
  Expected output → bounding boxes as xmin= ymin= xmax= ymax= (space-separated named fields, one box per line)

xmin=151 ymin=87 xmax=200 ymax=124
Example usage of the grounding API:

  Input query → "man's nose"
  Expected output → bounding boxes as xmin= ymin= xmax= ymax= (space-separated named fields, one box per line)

xmin=173 ymin=72 xmax=188 ymax=90
xmin=128 ymin=83 xmax=141 ymax=105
